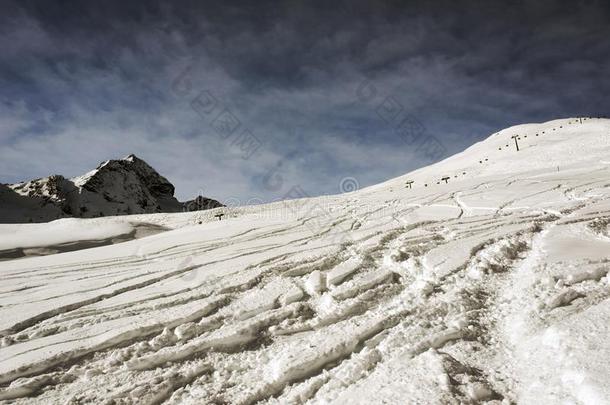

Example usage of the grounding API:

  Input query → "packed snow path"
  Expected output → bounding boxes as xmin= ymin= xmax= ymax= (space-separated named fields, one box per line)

xmin=1 ymin=118 xmax=609 ymax=404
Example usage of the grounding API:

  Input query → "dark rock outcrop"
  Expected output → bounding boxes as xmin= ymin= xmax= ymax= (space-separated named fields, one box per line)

xmin=182 ymin=195 xmax=225 ymax=212
xmin=1 ymin=155 xmax=223 ymax=223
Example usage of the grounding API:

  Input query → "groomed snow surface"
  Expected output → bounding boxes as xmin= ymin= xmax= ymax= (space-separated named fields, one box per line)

xmin=1 ymin=118 xmax=610 ymax=404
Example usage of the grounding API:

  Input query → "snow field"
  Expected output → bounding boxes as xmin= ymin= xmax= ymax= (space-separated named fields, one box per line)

xmin=0 ymin=118 xmax=609 ymax=403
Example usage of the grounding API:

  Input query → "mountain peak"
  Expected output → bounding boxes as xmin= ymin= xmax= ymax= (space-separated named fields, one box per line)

xmin=123 ymin=153 xmax=138 ymax=162
xmin=2 ymin=155 xmax=223 ymax=223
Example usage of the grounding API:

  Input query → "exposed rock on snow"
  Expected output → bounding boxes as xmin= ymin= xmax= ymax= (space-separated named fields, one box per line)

xmin=182 ymin=195 xmax=225 ymax=212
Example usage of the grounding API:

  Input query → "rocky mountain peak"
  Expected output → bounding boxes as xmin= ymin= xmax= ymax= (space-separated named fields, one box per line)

xmin=1 ymin=155 xmax=223 ymax=223
xmin=75 ymin=155 xmax=176 ymax=200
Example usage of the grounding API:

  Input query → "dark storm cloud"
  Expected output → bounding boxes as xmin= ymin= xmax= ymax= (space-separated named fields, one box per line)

xmin=0 ymin=0 xmax=608 ymax=202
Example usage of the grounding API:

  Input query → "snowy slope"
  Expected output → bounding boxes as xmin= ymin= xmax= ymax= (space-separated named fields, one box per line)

xmin=0 ymin=118 xmax=609 ymax=404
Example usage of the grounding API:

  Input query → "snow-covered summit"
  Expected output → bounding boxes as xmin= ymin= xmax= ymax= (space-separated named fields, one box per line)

xmin=368 ymin=117 xmax=610 ymax=192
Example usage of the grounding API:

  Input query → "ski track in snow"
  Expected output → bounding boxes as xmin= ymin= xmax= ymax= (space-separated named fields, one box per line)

xmin=1 ymin=118 xmax=610 ymax=404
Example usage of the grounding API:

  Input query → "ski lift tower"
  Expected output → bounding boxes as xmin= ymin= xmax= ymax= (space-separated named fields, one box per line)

xmin=511 ymin=135 xmax=521 ymax=151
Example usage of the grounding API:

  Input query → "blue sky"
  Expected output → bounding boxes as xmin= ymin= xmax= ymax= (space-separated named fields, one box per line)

xmin=1 ymin=0 xmax=608 ymax=202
